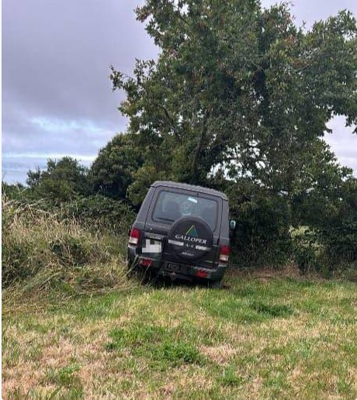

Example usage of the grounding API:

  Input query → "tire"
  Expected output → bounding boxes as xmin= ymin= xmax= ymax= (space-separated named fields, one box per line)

xmin=209 ymin=280 xmax=222 ymax=289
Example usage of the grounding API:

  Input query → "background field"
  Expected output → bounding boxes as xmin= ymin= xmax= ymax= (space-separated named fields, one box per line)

xmin=3 ymin=273 xmax=357 ymax=399
xmin=2 ymin=190 xmax=357 ymax=399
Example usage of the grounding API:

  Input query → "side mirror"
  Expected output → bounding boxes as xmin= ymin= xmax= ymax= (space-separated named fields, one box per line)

xmin=229 ymin=219 xmax=236 ymax=231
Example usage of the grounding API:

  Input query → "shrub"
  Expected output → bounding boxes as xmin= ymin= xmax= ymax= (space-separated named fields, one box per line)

xmin=89 ymin=132 xmax=144 ymax=200
xmin=2 ymin=196 xmax=133 ymax=295
xmin=291 ymin=228 xmax=322 ymax=274
xmin=26 ymin=157 xmax=91 ymax=201
xmin=227 ymin=181 xmax=292 ymax=268
xmin=297 ymin=178 xmax=357 ymax=274
xmin=60 ymin=195 xmax=135 ymax=234
xmin=2 ymin=183 xmax=136 ymax=235
xmin=293 ymin=245 xmax=321 ymax=274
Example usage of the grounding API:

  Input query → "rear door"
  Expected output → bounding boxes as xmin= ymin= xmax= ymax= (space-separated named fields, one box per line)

xmin=143 ymin=186 xmax=223 ymax=269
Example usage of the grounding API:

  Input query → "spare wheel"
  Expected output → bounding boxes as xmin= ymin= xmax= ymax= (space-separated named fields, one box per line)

xmin=166 ymin=216 xmax=213 ymax=261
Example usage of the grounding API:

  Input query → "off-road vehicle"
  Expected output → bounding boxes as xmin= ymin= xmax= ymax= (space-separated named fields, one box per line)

xmin=127 ymin=181 xmax=235 ymax=287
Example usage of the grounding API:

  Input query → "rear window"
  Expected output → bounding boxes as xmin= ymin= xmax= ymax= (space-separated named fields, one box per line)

xmin=152 ymin=190 xmax=218 ymax=230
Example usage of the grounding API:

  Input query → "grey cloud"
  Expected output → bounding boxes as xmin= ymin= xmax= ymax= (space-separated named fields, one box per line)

xmin=3 ymin=116 xmax=114 ymax=155
xmin=3 ymin=0 xmax=157 ymax=183
xmin=3 ymin=0 xmax=156 ymax=123
xmin=2 ymin=0 xmax=356 ymax=184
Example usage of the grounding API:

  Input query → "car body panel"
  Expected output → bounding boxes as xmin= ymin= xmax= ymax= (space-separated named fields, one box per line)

xmin=127 ymin=181 xmax=230 ymax=283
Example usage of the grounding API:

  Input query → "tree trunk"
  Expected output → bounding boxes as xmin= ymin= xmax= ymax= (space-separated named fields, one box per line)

xmin=191 ymin=110 xmax=209 ymax=184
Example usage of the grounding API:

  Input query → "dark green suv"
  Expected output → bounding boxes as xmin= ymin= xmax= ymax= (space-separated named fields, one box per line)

xmin=127 ymin=181 xmax=234 ymax=287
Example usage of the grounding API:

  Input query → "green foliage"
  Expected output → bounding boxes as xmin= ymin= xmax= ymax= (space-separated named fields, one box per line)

xmin=293 ymin=243 xmax=321 ymax=274
xmin=226 ymin=180 xmax=292 ymax=267
xmin=3 ymin=185 xmax=136 ymax=236
xmin=218 ymin=367 xmax=244 ymax=387
xmin=290 ymin=141 xmax=354 ymax=228
xmin=2 ymin=185 xmax=135 ymax=291
xmin=291 ymin=226 xmax=323 ymax=274
xmin=60 ymin=195 xmax=135 ymax=234
xmin=105 ymin=0 xmax=357 ymax=270
xmin=157 ymin=341 xmax=201 ymax=365
xmin=89 ymin=133 xmax=144 ymax=200
xmin=1 ymin=182 xmax=26 ymax=200
xmin=47 ymin=364 xmax=82 ymax=388
xmin=127 ymin=164 xmax=168 ymax=206
xmin=27 ymin=157 xmax=91 ymax=202
xmin=49 ymin=235 xmax=99 ymax=267
xmin=111 ymin=1 xmax=356 ymax=205
xmin=317 ymin=178 xmax=357 ymax=263
xmin=292 ymin=177 xmax=357 ymax=274
xmin=1 ymin=196 xmax=132 ymax=294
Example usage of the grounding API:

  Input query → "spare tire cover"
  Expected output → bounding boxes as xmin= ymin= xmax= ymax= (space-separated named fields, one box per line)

xmin=167 ymin=216 xmax=214 ymax=261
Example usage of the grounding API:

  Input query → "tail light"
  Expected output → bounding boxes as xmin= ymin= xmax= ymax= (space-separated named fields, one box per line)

xmin=140 ymin=258 xmax=152 ymax=267
xmin=196 ymin=270 xmax=209 ymax=278
xmin=129 ymin=228 xmax=140 ymax=245
xmin=219 ymin=245 xmax=230 ymax=263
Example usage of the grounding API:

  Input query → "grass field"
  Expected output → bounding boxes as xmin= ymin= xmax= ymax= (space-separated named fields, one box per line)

xmin=2 ymin=272 xmax=357 ymax=399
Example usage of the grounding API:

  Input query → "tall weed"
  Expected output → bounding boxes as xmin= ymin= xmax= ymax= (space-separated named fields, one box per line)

xmin=2 ymin=196 xmax=133 ymax=296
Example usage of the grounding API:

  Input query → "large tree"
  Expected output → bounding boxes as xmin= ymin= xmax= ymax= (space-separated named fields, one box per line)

xmin=111 ymin=0 xmax=356 ymax=205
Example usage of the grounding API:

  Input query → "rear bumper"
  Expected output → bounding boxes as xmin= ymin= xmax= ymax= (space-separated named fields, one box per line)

xmin=127 ymin=246 xmax=227 ymax=282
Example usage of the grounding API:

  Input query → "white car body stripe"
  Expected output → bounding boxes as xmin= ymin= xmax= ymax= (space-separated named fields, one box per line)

xmin=168 ymin=239 xmax=184 ymax=247
xmin=195 ymin=245 xmax=211 ymax=251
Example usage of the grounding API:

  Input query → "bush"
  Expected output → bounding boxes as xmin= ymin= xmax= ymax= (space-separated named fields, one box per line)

xmin=60 ymin=195 xmax=135 ymax=234
xmin=300 ymin=178 xmax=357 ymax=273
xmin=2 ymin=196 xmax=133 ymax=295
xmin=227 ymin=181 xmax=292 ymax=268
xmin=89 ymin=133 xmax=144 ymax=200
xmin=292 ymin=241 xmax=321 ymax=274
xmin=49 ymin=234 xmax=105 ymax=267
xmin=26 ymin=157 xmax=91 ymax=202
xmin=2 ymin=183 xmax=136 ymax=235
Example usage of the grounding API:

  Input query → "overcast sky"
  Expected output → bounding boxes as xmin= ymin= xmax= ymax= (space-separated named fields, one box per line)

xmin=2 ymin=0 xmax=357 ymax=184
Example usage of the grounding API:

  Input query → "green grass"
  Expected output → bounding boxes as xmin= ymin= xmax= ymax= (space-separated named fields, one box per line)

xmin=2 ymin=196 xmax=132 ymax=295
xmin=2 ymin=274 xmax=357 ymax=399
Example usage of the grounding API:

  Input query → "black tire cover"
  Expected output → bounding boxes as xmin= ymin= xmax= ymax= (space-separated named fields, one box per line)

xmin=166 ymin=216 xmax=213 ymax=261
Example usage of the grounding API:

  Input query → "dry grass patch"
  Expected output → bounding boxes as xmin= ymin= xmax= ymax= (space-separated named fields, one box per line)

xmin=2 ymin=197 xmax=135 ymax=298
xmin=200 ymin=344 xmax=237 ymax=365
xmin=2 ymin=276 xmax=357 ymax=399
